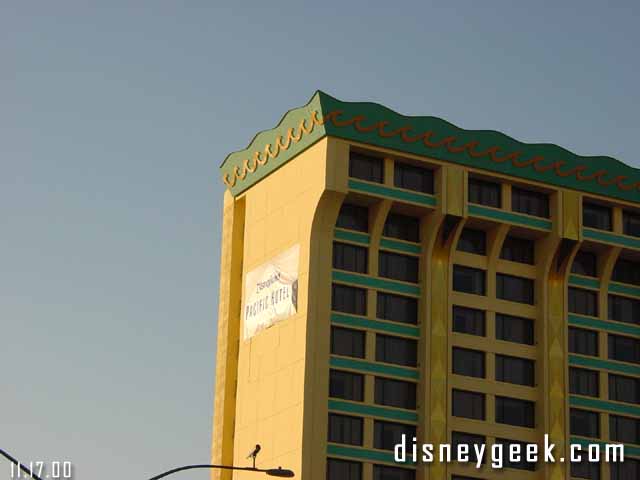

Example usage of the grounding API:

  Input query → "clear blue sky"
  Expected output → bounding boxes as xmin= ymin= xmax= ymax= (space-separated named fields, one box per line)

xmin=2 ymin=2 xmax=638 ymax=479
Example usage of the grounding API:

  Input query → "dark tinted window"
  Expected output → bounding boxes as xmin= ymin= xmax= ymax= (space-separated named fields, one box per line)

xmin=583 ymin=202 xmax=612 ymax=231
xmin=452 ymin=389 xmax=485 ymax=420
xmin=394 ymin=162 xmax=434 ymax=194
xmin=512 ymin=187 xmax=549 ymax=218
xmin=329 ymin=370 xmax=364 ymax=401
xmin=608 ymin=295 xmax=640 ymax=324
xmin=496 ymin=355 xmax=535 ymax=386
xmin=331 ymin=327 xmax=365 ymax=358
xmin=500 ymin=236 xmax=535 ymax=264
xmin=612 ymin=258 xmax=640 ymax=286
xmin=453 ymin=266 xmax=486 ymax=295
xmin=569 ymin=368 xmax=599 ymax=397
xmin=609 ymin=334 xmax=640 ymax=364
xmin=572 ymin=251 xmax=598 ymax=277
xmin=611 ymin=457 xmax=639 ymax=480
xmin=336 ymin=203 xmax=368 ymax=232
xmin=609 ymin=374 xmax=640 ymax=404
xmin=328 ymin=413 xmax=363 ymax=445
xmin=451 ymin=432 xmax=485 ymax=463
xmin=373 ymin=464 xmax=416 ymax=480
xmin=496 ymin=274 xmax=534 ymax=304
xmin=569 ymin=287 xmax=599 ymax=317
xmin=452 ymin=347 xmax=485 ymax=378
xmin=349 ymin=152 xmax=383 ymax=183
xmin=623 ymin=211 xmax=640 ymax=238
xmin=569 ymin=327 xmax=599 ymax=356
xmin=452 ymin=306 xmax=485 ymax=336
xmin=496 ymin=313 xmax=534 ymax=345
xmin=457 ymin=228 xmax=486 ymax=255
xmin=327 ymin=458 xmax=361 ymax=480
xmin=375 ymin=377 xmax=417 ymax=410
xmin=571 ymin=455 xmax=600 ymax=480
xmin=332 ymin=284 xmax=367 ymax=315
xmin=333 ymin=242 xmax=368 ymax=273
xmin=376 ymin=334 xmax=417 ymax=367
xmin=379 ymin=251 xmax=419 ymax=283
xmin=570 ymin=408 xmax=600 ymax=438
xmin=377 ymin=293 xmax=418 ymax=324
xmin=494 ymin=438 xmax=537 ymax=471
xmin=495 ymin=396 xmax=535 ymax=428
xmin=383 ymin=213 xmax=420 ymax=242
xmin=610 ymin=415 xmax=640 ymax=444
xmin=373 ymin=420 xmax=416 ymax=451
xmin=468 ymin=178 xmax=501 ymax=208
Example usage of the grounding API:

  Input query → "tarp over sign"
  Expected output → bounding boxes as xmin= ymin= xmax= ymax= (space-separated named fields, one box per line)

xmin=243 ymin=244 xmax=299 ymax=340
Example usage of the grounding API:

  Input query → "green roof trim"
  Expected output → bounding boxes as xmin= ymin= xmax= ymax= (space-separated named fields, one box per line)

xmin=221 ymin=91 xmax=640 ymax=202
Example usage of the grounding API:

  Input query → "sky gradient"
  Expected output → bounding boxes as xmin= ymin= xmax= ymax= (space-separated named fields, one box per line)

xmin=2 ymin=2 xmax=639 ymax=479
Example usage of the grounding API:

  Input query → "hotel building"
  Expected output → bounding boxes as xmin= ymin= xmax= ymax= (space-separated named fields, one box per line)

xmin=211 ymin=92 xmax=640 ymax=480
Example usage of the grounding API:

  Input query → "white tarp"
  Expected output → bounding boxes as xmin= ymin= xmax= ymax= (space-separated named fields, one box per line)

xmin=243 ymin=244 xmax=299 ymax=340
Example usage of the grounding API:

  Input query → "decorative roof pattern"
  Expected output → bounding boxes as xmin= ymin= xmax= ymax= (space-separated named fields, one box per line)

xmin=221 ymin=91 xmax=640 ymax=203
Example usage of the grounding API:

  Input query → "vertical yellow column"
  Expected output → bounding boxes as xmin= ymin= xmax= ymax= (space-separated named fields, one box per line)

xmin=211 ymin=191 xmax=245 ymax=480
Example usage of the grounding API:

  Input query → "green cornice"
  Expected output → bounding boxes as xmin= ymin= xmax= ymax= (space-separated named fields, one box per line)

xmin=221 ymin=91 xmax=640 ymax=203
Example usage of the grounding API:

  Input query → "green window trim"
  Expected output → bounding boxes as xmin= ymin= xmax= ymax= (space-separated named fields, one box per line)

xmin=609 ymin=282 xmax=640 ymax=298
xmin=570 ymin=395 xmax=640 ymax=417
xmin=570 ymin=436 xmax=640 ymax=458
xmin=334 ymin=229 xmax=371 ymax=245
xmin=380 ymin=237 xmax=421 ymax=255
xmin=328 ymin=399 xmax=418 ymax=422
xmin=330 ymin=356 xmax=419 ymax=380
xmin=569 ymin=275 xmax=601 ymax=290
xmin=568 ymin=314 xmax=640 ymax=337
xmin=332 ymin=270 xmax=421 ymax=296
xmin=348 ymin=179 xmax=437 ymax=207
xmin=583 ymin=228 xmax=640 ymax=250
xmin=331 ymin=312 xmax=420 ymax=338
xmin=468 ymin=204 xmax=552 ymax=230
xmin=327 ymin=444 xmax=416 ymax=465
xmin=569 ymin=355 xmax=640 ymax=376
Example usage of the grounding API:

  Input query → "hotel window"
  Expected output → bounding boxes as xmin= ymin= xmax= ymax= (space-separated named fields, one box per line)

xmin=453 ymin=265 xmax=486 ymax=295
xmin=496 ymin=273 xmax=534 ymax=304
xmin=333 ymin=242 xmax=368 ymax=273
xmin=571 ymin=251 xmax=598 ymax=277
xmin=349 ymin=152 xmax=383 ymax=183
xmin=452 ymin=306 xmax=485 ymax=336
xmin=375 ymin=377 xmax=417 ymax=410
xmin=328 ymin=414 xmax=363 ymax=446
xmin=468 ymin=178 xmax=501 ymax=208
xmin=496 ymin=313 xmax=534 ymax=345
xmin=494 ymin=439 xmax=537 ymax=471
xmin=495 ymin=396 xmax=535 ymax=428
xmin=612 ymin=258 xmax=640 ymax=286
xmin=610 ymin=415 xmax=640 ymax=445
xmin=376 ymin=334 xmax=417 ymax=367
xmin=329 ymin=370 xmax=364 ymax=401
xmin=609 ymin=374 xmax=640 ymax=404
xmin=569 ymin=368 xmax=599 ymax=397
xmin=379 ymin=251 xmax=419 ymax=283
xmin=331 ymin=327 xmax=365 ymax=358
xmin=500 ymin=236 xmax=535 ymax=264
xmin=569 ymin=327 xmax=599 ymax=356
xmin=571 ymin=456 xmax=600 ymax=480
xmin=609 ymin=334 xmax=640 ymax=364
xmin=452 ymin=347 xmax=485 ymax=378
xmin=452 ymin=477 xmax=485 ymax=480
xmin=457 ymin=228 xmax=486 ymax=255
xmin=624 ymin=210 xmax=640 ymax=238
xmin=373 ymin=465 xmax=416 ymax=480
xmin=383 ymin=213 xmax=420 ymax=242
xmin=583 ymin=202 xmax=612 ymax=231
xmin=611 ymin=457 xmax=640 ymax=480
xmin=511 ymin=186 xmax=550 ymax=218
xmin=569 ymin=287 xmax=599 ymax=317
xmin=377 ymin=292 xmax=418 ymax=324
xmin=570 ymin=409 xmax=600 ymax=438
xmin=327 ymin=458 xmax=362 ymax=480
xmin=332 ymin=284 xmax=366 ymax=315
xmin=336 ymin=203 xmax=368 ymax=232
xmin=608 ymin=294 xmax=640 ymax=324
xmin=394 ymin=161 xmax=434 ymax=194
xmin=495 ymin=355 xmax=535 ymax=386
xmin=451 ymin=432 xmax=485 ymax=463
xmin=452 ymin=389 xmax=485 ymax=420
xmin=374 ymin=420 xmax=417 ymax=451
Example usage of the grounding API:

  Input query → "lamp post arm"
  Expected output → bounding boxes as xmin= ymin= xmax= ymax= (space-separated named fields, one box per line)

xmin=148 ymin=464 xmax=294 ymax=480
xmin=0 ymin=449 xmax=45 ymax=480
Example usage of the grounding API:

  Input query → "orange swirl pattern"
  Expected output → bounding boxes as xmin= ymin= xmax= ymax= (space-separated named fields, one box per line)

xmin=223 ymin=110 xmax=640 ymax=193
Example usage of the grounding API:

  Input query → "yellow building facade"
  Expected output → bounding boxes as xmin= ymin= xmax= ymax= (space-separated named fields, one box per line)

xmin=212 ymin=92 xmax=640 ymax=480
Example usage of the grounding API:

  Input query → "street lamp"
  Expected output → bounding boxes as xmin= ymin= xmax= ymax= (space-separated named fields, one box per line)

xmin=147 ymin=464 xmax=295 ymax=479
